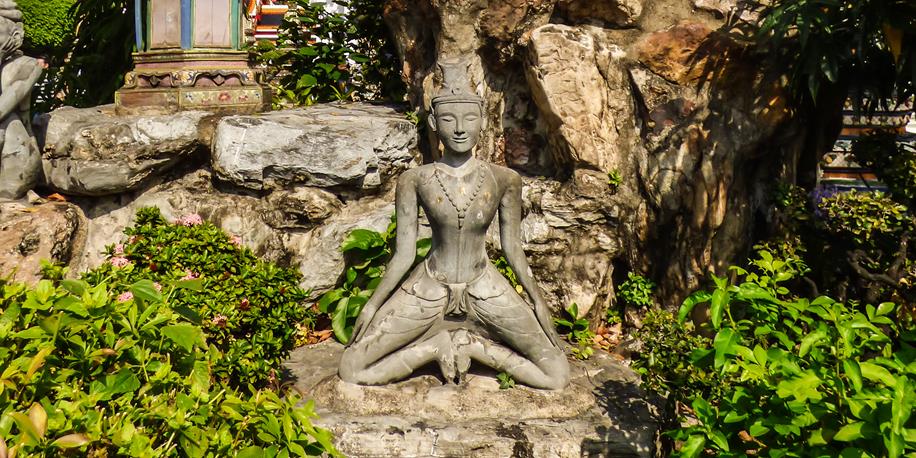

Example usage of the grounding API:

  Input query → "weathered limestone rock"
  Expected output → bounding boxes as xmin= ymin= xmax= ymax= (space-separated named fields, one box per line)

xmin=556 ymin=0 xmax=644 ymax=26
xmin=0 ymin=201 xmax=86 ymax=284
xmin=635 ymin=21 xmax=713 ymax=86
xmin=526 ymin=24 xmax=634 ymax=172
xmin=40 ymin=105 xmax=211 ymax=196
xmin=286 ymin=194 xmax=396 ymax=295
xmin=71 ymin=168 xmax=393 ymax=297
xmin=383 ymin=0 xmax=804 ymax=317
xmin=263 ymin=187 xmax=342 ymax=229
xmin=693 ymin=0 xmax=757 ymax=21
xmin=211 ymin=104 xmax=419 ymax=192
xmin=286 ymin=341 xmax=661 ymax=457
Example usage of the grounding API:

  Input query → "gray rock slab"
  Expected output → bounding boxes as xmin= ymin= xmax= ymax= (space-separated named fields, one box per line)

xmin=286 ymin=341 xmax=661 ymax=458
xmin=211 ymin=104 xmax=419 ymax=192
xmin=40 ymin=105 xmax=211 ymax=196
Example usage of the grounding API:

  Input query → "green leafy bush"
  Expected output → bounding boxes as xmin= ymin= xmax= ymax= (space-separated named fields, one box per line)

xmin=817 ymin=190 xmax=911 ymax=247
xmin=632 ymin=309 xmax=724 ymax=402
xmin=318 ymin=217 xmax=430 ymax=343
xmin=0 ymin=276 xmax=339 ymax=457
xmin=81 ymin=208 xmax=313 ymax=387
xmin=670 ymin=250 xmax=916 ymax=457
xmin=18 ymin=0 xmax=75 ymax=54
xmin=253 ymin=0 xmax=405 ymax=107
xmin=554 ymin=303 xmax=594 ymax=360
xmin=618 ymin=272 xmax=655 ymax=309
xmin=33 ymin=0 xmax=134 ymax=112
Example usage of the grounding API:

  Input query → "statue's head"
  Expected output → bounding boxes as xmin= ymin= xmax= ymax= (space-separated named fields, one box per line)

xmin=427 ymin=62 xmax=484 ymax=155
xmin=0 ymin=1 xmax=23 ymax=61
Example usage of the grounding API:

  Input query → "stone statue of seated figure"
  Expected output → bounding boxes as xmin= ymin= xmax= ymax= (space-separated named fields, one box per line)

xmin=339 ymin=66 xmax=570 ymax=390
xmin=0 ymin=1 xmax=42 ymax=200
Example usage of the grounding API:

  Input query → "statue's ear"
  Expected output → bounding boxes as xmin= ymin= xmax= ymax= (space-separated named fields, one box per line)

xmin=427 ymin=110 xmax=437 ymax=132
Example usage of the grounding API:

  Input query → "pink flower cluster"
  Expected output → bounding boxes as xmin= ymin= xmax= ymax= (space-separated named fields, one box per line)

xmin=177 ymin=213 xmax=203 ymax=226
xmin=181 ymin=270 xmax=200 ymax=281
xmin=117 ymin=291 xmax=133 ymax=303
xmin=110 ymin=256 xmax=131 ymax=268
xmin=114 ymin=244 xmax=125 ymax=255
xmin=230 ymin=235 xmax=243 ymax=246
xmin=211 ymin=314 xmax=228 ymax=328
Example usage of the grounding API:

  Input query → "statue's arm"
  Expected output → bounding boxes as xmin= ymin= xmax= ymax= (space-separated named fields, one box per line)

xmin=498 ymin=171 xmax=562 ymax=348
xmin=349 ymin=171 xmax=419 ymax=343
xmin=0 ymin=57 xmax=42 ymax=119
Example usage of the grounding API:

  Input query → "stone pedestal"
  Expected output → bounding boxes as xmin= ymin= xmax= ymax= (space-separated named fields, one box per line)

xmin=285 ymin=341 xmax=662 ymax=458
xmin=115 ymin=50 xmax=267 ymax=114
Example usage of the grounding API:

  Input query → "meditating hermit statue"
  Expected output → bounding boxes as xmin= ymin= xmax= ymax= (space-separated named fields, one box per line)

xmin=339 ymin=65 xmax=570 ymax=390
xmin=0 ymin=0 xmax=42 ymax=200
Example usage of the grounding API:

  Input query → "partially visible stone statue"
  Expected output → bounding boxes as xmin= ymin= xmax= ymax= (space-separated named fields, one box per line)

xmin=0 ymin=0 xmax=42 ymax=200
xmin=339 ymin=63 xmax=570 ymax=390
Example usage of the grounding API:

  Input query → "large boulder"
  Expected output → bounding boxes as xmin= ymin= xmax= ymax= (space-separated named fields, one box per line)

xmin=40 ymin=105 xmax=211 ymax=196
xmin=286 ymin=341 xmax=661 ymax=458
xmin=211 ymin=104 xmax=419 ymax=192
xmin=0 ymin=201 xmax=86 ymax=284
xmin=526 ymin=24 xmax=634 ymax=172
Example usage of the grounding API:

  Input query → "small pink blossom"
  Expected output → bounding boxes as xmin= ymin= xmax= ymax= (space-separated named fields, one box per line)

xmin=153 ymin=282 xmax=163 ymax=292
xmin=114 ymin=244 xmax=125 ymax=255
xmin=110 ymin=256 xmax=131 ymax=268
xmin=181 ymin=270 xmax=199 ymax=281
xmin=177 ymin=214 xmax=203 ymax=226
xmin=128 ymin=235 xmax=138 ymax=244
xmin=239 ymin=298 xmax=251 ymax=311
xmin=117 ymin=291 xmax=133 ymax=303
xmin=230 ymin=235 xmax=243 ymax=246
xmin=211 ymin=314 xmax=228 ymax=328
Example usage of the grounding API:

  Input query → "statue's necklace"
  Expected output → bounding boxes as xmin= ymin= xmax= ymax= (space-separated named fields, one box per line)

xmin=434 ymin=162 xmax=486 ymax=229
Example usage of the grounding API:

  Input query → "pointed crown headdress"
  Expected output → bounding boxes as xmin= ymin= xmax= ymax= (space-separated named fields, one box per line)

xmin=430 ymin=60 xmax=484 ymax=109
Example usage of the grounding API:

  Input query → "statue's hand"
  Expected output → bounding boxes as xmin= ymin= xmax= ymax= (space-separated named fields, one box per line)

xmin=349 ymin=302 xmax=378 ymax=346
xmin=533 ymin=296 xmax=563 ymax=348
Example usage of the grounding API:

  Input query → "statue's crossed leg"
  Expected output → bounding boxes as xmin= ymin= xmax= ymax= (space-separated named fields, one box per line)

xmin=339 ymin=284 xmax=569 ymax=390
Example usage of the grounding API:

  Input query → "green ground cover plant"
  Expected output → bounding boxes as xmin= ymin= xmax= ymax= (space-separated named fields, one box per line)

xmin=666 ymin=250 xmax=916 ymax=457
xmin=82 ymin=208 xmax=313 ymax=387
xmin=0 ymin=208 xmax=339 ymax=457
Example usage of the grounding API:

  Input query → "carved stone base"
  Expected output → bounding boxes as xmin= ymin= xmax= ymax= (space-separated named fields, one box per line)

xmin=285 ymin=341 xmax=662 ymax=458
xmin=114 ymin=50 xmax=268 ymax=114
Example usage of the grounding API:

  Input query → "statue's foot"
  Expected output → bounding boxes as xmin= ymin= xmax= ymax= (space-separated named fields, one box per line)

xmin=434 ymin=332 xmax=458 ymax=383
xmin=451 ymin=329 xmax=473 ymax=384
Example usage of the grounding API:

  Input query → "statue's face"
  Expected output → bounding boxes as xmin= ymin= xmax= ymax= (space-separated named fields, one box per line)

xmin=429 ymin=102 xmax=483 ymax=154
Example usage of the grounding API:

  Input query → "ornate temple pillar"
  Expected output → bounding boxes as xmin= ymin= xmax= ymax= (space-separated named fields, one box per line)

xmin=115 ymin=0 xmax=267 ymax=114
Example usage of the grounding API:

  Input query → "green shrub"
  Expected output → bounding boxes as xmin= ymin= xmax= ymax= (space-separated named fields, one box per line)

xmin=29 ymin=0 xmax=135 ymax=112
xmin=17 ymin=0 xmax=75 ymax=54
xmin=253 ymin=0 xmax=405 ymax=107
xmin=817 ymin=190 xmax=911 ymax=248
xmin=618 ymin=272 xmax=655 ymax=309
xmin=0 ymin=276 xmax=339 ymax=456
xmin=81 ymin=208 xmax=313 ymax=387
xmin=632 ymin=309 xmax=724 ymax=401
xmin=670 ymin=250 xmax=916 ymax=457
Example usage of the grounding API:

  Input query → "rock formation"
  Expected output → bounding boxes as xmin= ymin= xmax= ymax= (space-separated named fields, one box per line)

xmin=384 ymin=0 xmax=801 ymax=318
